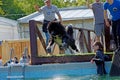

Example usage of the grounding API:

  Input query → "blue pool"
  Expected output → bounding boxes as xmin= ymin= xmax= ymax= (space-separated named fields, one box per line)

xmin=0 ymin=61 xmax=119 ymax=80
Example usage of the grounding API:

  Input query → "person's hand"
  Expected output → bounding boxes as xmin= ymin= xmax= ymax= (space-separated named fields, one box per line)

xmin=34 ymin=4 xmax=40 ymax=11
xmin=90 ymin=59 xmax=94 ymax=64
xmin=34 ymin=4 xmax=38 ymax=8
xmin=90 ymin=58 xmax=95 ymax=64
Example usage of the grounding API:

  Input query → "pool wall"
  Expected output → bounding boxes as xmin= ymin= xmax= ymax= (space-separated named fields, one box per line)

xmin=0 ymin=61 xmax=111 ymax=79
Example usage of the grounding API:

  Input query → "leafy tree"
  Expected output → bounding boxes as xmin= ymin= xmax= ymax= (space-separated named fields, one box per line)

xmin=0 ymin=0 xmax=4 ymax=15
xmin=1 ymin=0 xmax=25 ymax=20
xmin=0 ymin=0 xmax=106 ymax=20
xmin=1 ymin=0 xmax=46 ymax=20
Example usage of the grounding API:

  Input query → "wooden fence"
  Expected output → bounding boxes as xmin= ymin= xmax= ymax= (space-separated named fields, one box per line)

xmin=1 ymin=39 xmax=59 ymax=64
xmin=0 ymin=45 xmax=2 ymax=57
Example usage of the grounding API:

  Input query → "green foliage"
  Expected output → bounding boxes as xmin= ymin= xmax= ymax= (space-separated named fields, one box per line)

xmin=0 ymin=0 xmax=106 ymax=20
xmin=0 ymin=0 xmax=2 ymax=5
xmin=1 ymin=0 xmax=44 ymax=20
xmin=1 ymin=0 xmax=24 ymax=20
xmin=0 ymin=0 xmax=4 ymax=14
xmin=0 ymin=7 xmax=4 ymax=15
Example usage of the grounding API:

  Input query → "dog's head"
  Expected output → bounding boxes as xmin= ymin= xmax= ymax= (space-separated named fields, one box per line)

xmin=66 ymin=24 xmax=74 ymax=36
xmin=47 ymin=21 xmax=66 ymax=36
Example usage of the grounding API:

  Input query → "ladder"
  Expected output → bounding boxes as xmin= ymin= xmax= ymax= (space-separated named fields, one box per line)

xmin=7 ymin=64 xmax=25 ymax=79
xmin=6 ymin=48 xmax=25 ymax=80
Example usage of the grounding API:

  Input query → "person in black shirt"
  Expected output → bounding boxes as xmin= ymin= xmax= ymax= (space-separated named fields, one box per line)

xmin=91 ymin=42 xmax=108 ymax=75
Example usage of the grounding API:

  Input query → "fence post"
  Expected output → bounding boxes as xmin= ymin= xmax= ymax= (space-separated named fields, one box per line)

xmin=29 ymin=20 xmax=38 ymax=65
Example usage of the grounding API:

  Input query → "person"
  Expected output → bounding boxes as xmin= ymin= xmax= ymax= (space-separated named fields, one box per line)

xmin=19 ymin=53 xmax=30 ymax=65
xmin=86 ymin=0 xmax=104 ymax=42
xmin=4 ymin=60 xmax=11 ymax=66
xmin=11 ymin=57 xmax=19 ymax=64
xmin=91 ymin=42 xmax=108 ymax=75
xmin=104 ymin=0 xmax=120 ymax=49
xmin=34 ymin=0 xmax=62 ymax=48
xmin=0 ymin=56 xmax=2 ymax=66
xmin=3 ymin=57 xmax=19 ymax=66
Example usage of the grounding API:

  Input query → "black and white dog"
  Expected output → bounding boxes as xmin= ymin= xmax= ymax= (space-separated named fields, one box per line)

xmin=46 ymin=21 xmax=79 ymax=54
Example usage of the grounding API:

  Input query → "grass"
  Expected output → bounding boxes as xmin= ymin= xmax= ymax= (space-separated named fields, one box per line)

xmin=38 ymin=52 xmax=113 ymax=57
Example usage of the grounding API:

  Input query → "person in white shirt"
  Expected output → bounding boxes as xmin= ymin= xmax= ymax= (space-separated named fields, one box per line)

xmin=19 ymin=53 xmax=30 ymax=65
xmin=34 ymin=0 xmax=62 ymax=54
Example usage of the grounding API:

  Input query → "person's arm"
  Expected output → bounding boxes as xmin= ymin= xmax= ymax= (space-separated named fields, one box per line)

xmin=57 ymin=13 xmax=62 ymax=23
xmin=104 ymin=10 xmax=110 ymax=27
xmin=92 ymin=58 xmax=103 ymax=61
xmin=34 ymin=4 xmax=41 ymax=12
xmin=86 ymin=0 xmax=92 ymax=9
xmin=90 ymin=57 xmax=103 ymax=64
xmin=55 ymin=5 xmax=62 ymax=23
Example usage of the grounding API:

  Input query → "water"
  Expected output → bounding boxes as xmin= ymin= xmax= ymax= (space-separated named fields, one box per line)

xmin=0 ymin=62 xmax=120 ymax=80
xmin=23 ymin=75 xmax=120 ymax=80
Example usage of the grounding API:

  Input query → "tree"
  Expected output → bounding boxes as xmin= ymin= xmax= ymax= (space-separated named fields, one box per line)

xmin=0 ymin=0 xmax=106 ymax=20
xmin=0 ymin=0 xmax=4 ymax=15
xmin=1 ymin=0 xmax=25 ymax=20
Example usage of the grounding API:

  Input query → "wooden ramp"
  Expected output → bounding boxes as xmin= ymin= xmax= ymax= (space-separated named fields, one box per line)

xmin=110 ymin=48 xmax=120 ymax=76
xmin=29 ymin=20 xmax=113 ymax=65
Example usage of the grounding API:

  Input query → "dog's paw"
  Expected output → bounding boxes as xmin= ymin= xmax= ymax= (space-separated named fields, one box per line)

xmin=62 ymin=42 xmax=68 ymax=50
xmin=46 ymin=46 xmax=51 ymax=53
xmin=75 ymin=49 xmax=80 ymax=53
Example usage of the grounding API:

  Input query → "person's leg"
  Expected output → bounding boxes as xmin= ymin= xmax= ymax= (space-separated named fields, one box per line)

xmin=45 ymin=32 xmax=51 ymax=53
xmin=94 ymin=24 xmax=103 ymax=42
xmin=118 ymin=36 xmax=120 ymax=48
xmin=103 ymin=62 xmax=107 ymax=74
xmin=97 ymin=64 xmax=104 ymax=75
xmin=101 ymin=23 xmax=106 ymax=51
xmin=112 ymin=21 xmax=118 ymax=48
xmin=42 ymin=20 xmax=50 ymax=46
xmin=116 ymin=20 xmax=120 ymax=47
xmin=104 ymin=24 xmax=110 ymax=51
xmin=45 ymin=32 xmax=50 ymax=46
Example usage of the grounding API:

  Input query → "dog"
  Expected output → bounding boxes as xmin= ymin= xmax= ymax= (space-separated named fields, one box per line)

xmin=46 ymin=21 xmax=79 ymax=54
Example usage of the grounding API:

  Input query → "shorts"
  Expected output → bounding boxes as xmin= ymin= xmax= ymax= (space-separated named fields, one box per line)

xmin=94 ymin=23 xmax=104 ymax=37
